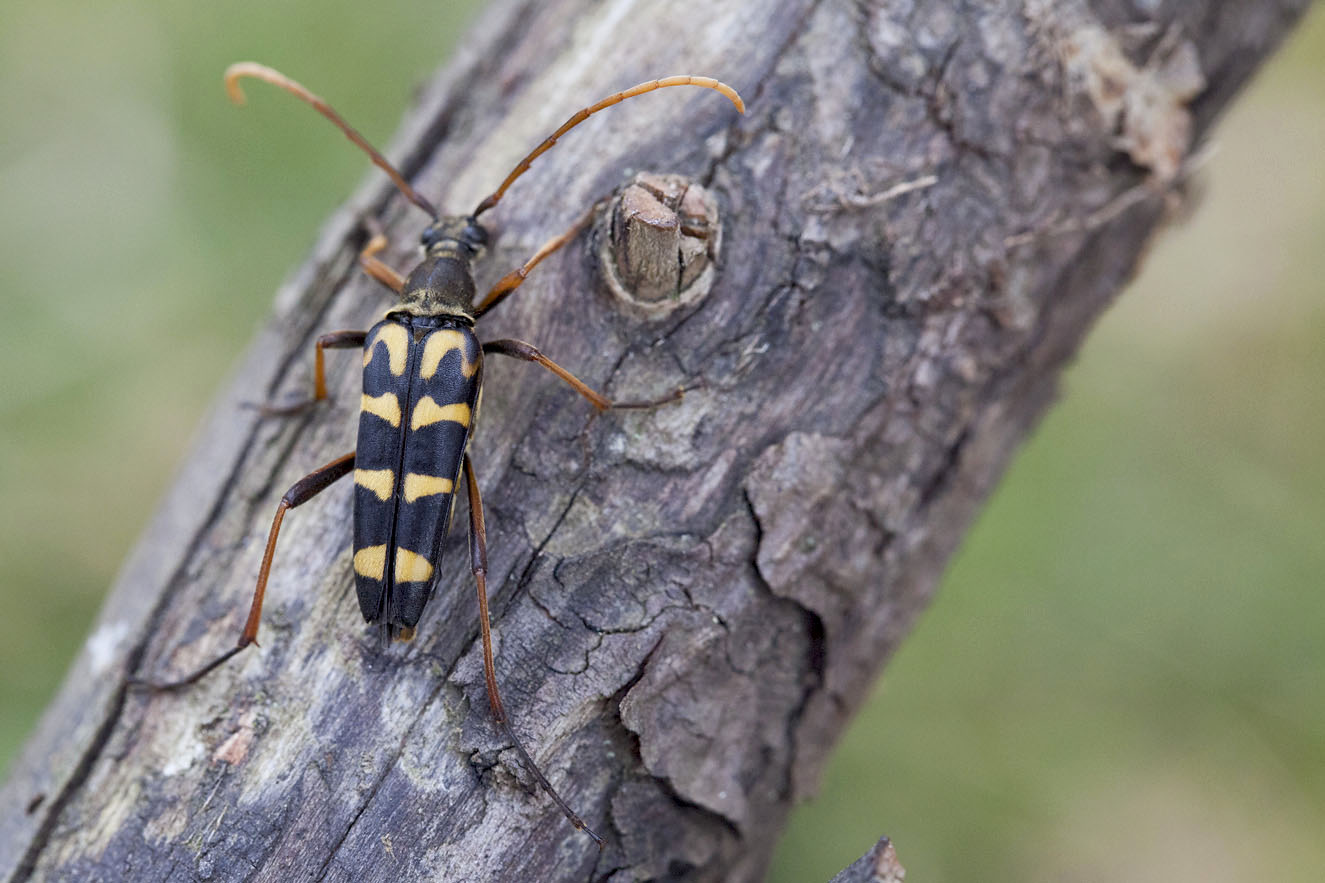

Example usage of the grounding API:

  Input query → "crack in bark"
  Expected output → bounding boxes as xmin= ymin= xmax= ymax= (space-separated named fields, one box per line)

xmin=740 ymin=487 xmax=831 ymax=804
xmin=600 ymin=636 xmax=744 ymax=874
xmin=8 ymin=685 xmax=132 ymax=883
xmin=313 ymin=669 xmax=459 ymax=882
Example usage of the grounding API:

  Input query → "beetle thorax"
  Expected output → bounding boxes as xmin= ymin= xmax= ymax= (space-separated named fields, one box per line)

xmin=395 ymin=215 xmax=490 ymax=320
xmin=397 ymin=252 xmax=477 ymax=319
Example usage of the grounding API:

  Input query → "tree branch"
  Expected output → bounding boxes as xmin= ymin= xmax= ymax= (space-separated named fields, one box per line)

xmin=1 ymin=0 xmax=1309 ymax=880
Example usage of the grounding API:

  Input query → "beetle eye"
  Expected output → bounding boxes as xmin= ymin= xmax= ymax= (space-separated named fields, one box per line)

xmin=462 ymin=221 xmax=488 ymax=251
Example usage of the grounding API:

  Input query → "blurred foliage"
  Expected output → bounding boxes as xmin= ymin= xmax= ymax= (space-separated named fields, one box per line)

xmin=0 ymin=2 xmax=1320 ymax=881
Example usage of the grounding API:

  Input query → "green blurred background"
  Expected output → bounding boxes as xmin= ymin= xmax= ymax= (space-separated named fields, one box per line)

xmin=1 ymin=2 xmax=1320 ymax=880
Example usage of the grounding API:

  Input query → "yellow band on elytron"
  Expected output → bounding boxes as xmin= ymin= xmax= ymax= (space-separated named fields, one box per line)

xmin=354 ymin=468 xmax=394 ymax=501
xmin=364 ymin=323 xmax=410 ymax=376
xmin=394 ymin=548 xmax=434 ymax=583
xmin=420 ymin=329 xmax=477 ymax=379
xmin=361 ymin=392 xmax=402 ymax=427
xmin=353 ymin=545 xmax=387 ymax=580
xmin=411 ymin=397 xmax=471 ymax=430
xmin=403 ymin=473 xmax=454 ymax=502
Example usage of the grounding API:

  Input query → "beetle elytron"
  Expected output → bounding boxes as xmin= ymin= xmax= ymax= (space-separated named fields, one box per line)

xmin=140 ymin=62 xmax=743 ymax=846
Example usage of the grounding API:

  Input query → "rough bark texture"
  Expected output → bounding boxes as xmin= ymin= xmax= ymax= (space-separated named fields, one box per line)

xmin=1 ymin=1 xmax=1309 ymax=880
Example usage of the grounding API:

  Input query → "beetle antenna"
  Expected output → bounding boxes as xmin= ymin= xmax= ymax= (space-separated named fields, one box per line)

xmin=471 ymin=75 xmax=744 ymax=219
xmin=225 ymin=62 xmax=440 ymax=219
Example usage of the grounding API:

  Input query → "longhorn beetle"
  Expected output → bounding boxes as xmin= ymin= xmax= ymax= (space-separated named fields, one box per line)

xmin=139 ymin=63 xmax=744 ymax=847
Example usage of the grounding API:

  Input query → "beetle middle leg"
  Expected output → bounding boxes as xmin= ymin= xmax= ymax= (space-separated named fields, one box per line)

xmin=255 ymin=330 xmax=368 ymax=416
xmin=462 ymin=453 xmax=605 ymax=849
xmin=132 ymin=451 xmax=356 ymax=690
xmin=483 ymin=339 xmax=683 ymax=411
xmin=259 ymin=220 xmax=405 ymax=417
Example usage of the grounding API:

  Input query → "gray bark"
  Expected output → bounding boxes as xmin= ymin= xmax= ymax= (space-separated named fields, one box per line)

xmin=1 ymin=0 xmax=1310 ymax=880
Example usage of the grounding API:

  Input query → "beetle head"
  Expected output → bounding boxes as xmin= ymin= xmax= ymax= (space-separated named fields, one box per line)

xmin=420 ymin=215 xmax=488 ymax=259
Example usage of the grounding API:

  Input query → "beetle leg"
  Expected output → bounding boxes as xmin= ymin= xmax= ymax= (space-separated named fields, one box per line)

xmin=483 ymin=339 xmax=683 ymax=411
xmin=254 ymin=330 xmax=368 ymax=417
xmin=132 ymin=452 xmax=356 ymax=690
xmin=473 ymin=198 xmax=605 ymax=318
xmin=462 ymin=453 xmax=605 ymax=849
xmin=257 ymin=216 xmax=404 ymax=419
xmin=359 ymin=216 xmax=407 ymax=293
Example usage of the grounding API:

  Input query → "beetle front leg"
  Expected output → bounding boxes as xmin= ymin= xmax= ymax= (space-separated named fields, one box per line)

xmin=358 ymin=216 xmax=407 ymax=293
xmin=131 ymin=451 xmax=356 ymax=690
xmin=482 ymin=339 xmax=684 ymax=411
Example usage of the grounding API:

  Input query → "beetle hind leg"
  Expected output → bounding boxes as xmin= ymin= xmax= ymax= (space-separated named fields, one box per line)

xmin=246 ymin=330 xmax=369 ymax=417
xmin=462 ymin=453 xmax=605 ymax=848
xmin=130 ymin=451 xmax=356 ymax=690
